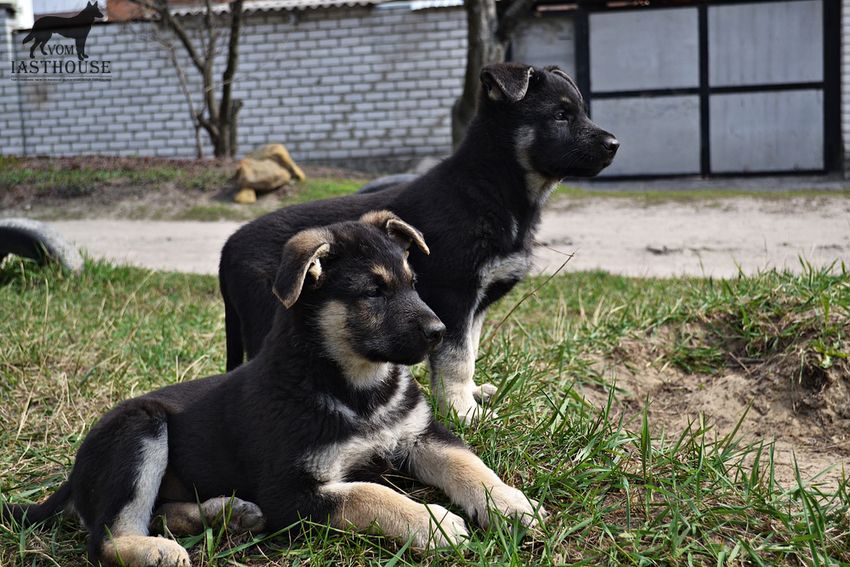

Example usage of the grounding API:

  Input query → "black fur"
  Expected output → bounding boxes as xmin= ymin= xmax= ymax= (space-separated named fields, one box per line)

xmin=219 ymin=63 xmax=617 ymax=418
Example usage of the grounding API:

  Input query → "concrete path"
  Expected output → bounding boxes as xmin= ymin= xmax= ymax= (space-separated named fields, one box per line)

xmin=48 ymin=196 xmax=849 ymax=278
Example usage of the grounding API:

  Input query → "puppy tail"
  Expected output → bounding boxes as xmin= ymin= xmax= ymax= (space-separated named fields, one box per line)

xmin=2 ymin=482 xmax=72 ymax=526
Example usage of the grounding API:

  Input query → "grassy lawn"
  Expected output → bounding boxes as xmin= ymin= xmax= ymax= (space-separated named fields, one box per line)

xmin=1 ymin=258 xmax=848 ymax=565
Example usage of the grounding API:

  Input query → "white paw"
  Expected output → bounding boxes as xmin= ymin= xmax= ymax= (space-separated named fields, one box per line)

xmin=418 ymin=504 xmax=469 ymax=549
xmin=480 ymin=485 xmax=547 ymax=529
xmin=441 ymin=390 xmax=498 ymax=424
xmin=472 ymin=383 xmax=498 ymax=403
xmin=145 ymin=538 xmax=191 ymax=567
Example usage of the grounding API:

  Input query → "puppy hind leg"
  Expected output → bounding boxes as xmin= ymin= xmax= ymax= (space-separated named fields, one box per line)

xmin=154 ymin=496 xmax=265 ymax=536
xmin=97 ymin=428 xmax=190 ymax=566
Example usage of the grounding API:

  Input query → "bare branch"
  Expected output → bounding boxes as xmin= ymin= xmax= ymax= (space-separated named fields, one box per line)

xmin=220 ymin=0 xmax=244 ymax=128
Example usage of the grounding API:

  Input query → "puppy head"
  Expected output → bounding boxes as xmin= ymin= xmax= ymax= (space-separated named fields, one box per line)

xmin=479 ymin=62 xmax=619 ymax=180
xmin=273 ymin=211 xmax=445 ymax=368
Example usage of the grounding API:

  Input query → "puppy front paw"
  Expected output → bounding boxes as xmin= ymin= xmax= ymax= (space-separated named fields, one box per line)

xmin=440 ymin=390 xmax=498 ymax=424
xmin=480 ymin=484 xmax=547 ymax=529
xmin=416 ymin=504 xmax=469 ymax=549
xmin=472 ymin=383 xmax=498 ymax=403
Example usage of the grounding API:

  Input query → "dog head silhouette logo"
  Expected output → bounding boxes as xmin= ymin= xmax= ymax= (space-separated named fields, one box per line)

xmin=22 ymin=1 xmax=104 ymax=61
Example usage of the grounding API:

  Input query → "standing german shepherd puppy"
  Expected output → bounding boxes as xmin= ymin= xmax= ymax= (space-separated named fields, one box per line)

xmin=220 ymin=63 xmax=618 ymax=422
xmin=3 ymin=213 xmax=544 ymax=566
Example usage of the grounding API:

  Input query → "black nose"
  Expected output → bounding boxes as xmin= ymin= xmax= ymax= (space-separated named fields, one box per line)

xmin=422 ymin=320 xmax=446 ymax=349
xmin=603 ymin=136 xmax=619 ymax=157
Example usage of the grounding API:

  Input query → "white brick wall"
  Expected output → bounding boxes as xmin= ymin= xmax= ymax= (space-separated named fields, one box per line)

xmin=0 ymin=6 xmax=467 ymax=170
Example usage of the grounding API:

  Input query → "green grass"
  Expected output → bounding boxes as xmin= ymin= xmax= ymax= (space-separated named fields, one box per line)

xmin=1 ymin=258 xmax=848 ymax=565
xmin=0 ymin=156 xmax=230 ymax=195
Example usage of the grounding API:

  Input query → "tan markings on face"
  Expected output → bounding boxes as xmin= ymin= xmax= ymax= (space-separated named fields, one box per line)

xmin=371 ymin=264 xmax=394 ymax=287
xmin=401 ymin=258 xmax=413 ymax=281
xmin=318 ymin=301 xmax=390 ymax=388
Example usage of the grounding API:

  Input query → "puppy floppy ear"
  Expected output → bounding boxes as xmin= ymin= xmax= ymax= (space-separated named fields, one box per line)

xmin=273 ymin=228 xmax=333 ymax=309
xmin=359 ymin=210 xmax=430 ymax=256
xmin=480 ymin=63 xmax=534 ymax=103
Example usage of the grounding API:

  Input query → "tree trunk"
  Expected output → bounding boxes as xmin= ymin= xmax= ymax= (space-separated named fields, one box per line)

xmin=451 ymin=0 xmax=537 ymax=147
xmin=452 ymin=0 xmax=504 ymax=148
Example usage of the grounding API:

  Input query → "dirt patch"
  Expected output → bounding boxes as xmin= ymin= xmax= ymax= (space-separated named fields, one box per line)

xmin=583 ymin=325 xmax=850 ymax=489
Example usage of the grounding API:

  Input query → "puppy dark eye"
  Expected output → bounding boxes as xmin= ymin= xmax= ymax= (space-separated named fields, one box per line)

xmin=555 ymin=110 xmax=569 ymax=121
xmin=365 ymin=287 xmax=382 ymax=298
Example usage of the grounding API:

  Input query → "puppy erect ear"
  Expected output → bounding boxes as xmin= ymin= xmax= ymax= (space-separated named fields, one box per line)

xmin=273 ymin=228 xmax=333 ymax=309
xmin=480 ymin=63 xmax=534 ymax=103
xmin=359 ymin=210 xmax=430 ymax=256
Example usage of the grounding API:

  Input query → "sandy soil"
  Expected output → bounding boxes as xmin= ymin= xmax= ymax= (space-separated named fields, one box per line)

xmin=582 ymin=343 xmax=850 ymax=490
xmin=534 ymin=196 xmax=850 ymax=277
xmin=43 ymin=196 xmax=849 ymax=277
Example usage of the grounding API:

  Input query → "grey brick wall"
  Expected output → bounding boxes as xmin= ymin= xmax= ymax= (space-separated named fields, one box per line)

xmin=0 ymin=6 xmax=466 ymax=170
xmin=1 ymin=8 xmax=24 ymax=155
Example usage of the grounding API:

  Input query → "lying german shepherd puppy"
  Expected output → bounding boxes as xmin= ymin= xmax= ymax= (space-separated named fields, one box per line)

xmin=3 ymin=212 xmax=544 ymax=566
xmin=220 ymin=62 xmax=618 ymax=423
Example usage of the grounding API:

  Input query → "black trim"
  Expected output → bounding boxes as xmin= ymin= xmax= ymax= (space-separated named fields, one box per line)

xmin=591 ymin=82 xmax=826 ymax=99
xmin=823 ymin=0 xmax=842 ymax=173
xmin=710 ymin=82 xmax=826 ymax=94
xmin=698 ymin=3 xmax=709 ymax=177
xmin=574 ymin=9 xmax=591 ymax=114
xmin=591 ymin=88 xmax=699 ymax=99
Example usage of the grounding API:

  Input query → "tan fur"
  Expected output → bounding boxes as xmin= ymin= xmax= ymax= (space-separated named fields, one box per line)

xmin=401 ymin=257 xmax=414 ymax=281
xmin=153 ymin=497 xmax=265 ymax=536
xmin=101 ymin=535 xmax=190 ymax=567
xmin=317 ymin=301 xmax=390 ymax=388
xmin=359 ymin=210 xmax=430 ymax=256
xmin=515 ymin=126 xmax=558 ymax=201
xmin=409 ymin=442 xmax=544 ymax=529
xmin=371 ymin=264 xmax=394 ymax=286
xmin=274 ymin=228 xmax=333 ymax=309
xmin=323 ymin=481 xmax=468 ymax=549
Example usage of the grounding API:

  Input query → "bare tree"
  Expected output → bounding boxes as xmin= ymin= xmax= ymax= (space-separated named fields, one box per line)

xmin=451 ymin=0 xmax=535 ymax=147
xmin=129 ymin=0 xmax=245 ymax=158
